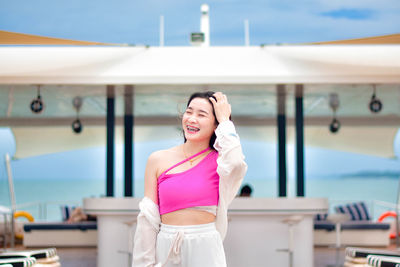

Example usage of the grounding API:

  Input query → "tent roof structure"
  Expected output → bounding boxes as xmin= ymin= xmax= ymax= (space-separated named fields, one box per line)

xmin=0 ymin=45 xmax=399 ymax=85
xmin=0 ymin=32 xmax=399 ymax=159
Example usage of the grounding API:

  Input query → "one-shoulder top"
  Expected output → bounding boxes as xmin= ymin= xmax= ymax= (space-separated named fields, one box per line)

xmin=157 ymin=147 xmax=219 ymax=215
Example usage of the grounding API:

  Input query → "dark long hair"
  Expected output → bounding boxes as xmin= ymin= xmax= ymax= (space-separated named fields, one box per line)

xmin=183 ymin=91 xmax=217 ymax=148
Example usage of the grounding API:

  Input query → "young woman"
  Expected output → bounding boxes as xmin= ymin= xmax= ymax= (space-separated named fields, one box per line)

xmin=133 ymin=91 xmax=247 ymax=267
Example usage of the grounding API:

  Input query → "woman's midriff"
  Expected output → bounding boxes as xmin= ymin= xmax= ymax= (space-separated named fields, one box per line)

xmin=161 ymin=208 xmax=216 ymax=225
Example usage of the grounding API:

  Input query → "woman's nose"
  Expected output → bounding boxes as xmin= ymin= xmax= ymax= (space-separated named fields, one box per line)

xmin=188 ymin=116 xmax=197 ymax=123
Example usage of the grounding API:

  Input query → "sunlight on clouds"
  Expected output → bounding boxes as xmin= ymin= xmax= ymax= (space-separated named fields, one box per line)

xmin=320 ymin=8 xmax=374 ymax=20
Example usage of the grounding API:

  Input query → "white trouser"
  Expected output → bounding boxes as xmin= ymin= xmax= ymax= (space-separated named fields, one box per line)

xmin=156 ymin=222 xmax=226 ymax=267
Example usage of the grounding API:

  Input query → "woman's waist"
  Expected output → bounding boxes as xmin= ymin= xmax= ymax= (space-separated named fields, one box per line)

xmin=161 ymin=208 xmax=216 ymax=226
xmin=160 ymin=221 xmax=217 ymax=235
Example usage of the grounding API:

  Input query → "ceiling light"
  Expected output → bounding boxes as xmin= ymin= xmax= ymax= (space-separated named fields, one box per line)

xmin=72 ymin=119 xmax=83 ymax=134
xmin=369 ymin=84 xmax=383 ymax=113
xmin=72 ymin=96 xmax=83 ymax=134
xmin=329 ymin=93 xmax=340 ymax=134
xmin=329 ymin=118 xmax=340 ymax=133
xmin=30 ymin=85 xmax=44 ymax=114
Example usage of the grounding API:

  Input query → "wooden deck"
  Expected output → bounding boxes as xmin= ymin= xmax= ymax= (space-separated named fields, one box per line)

xmin=3 ymin=244 xmax=398 ymax=266
xmin=55 ymin=244 xmax=397 ymax=267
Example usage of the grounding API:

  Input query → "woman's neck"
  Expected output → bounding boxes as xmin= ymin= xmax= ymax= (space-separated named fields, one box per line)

xmin=183 ymin=140 xmax=210 ymax=156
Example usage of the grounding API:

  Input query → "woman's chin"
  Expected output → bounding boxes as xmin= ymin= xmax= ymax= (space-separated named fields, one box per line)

xmin=185 ymin=135 xmax=198 ymax=142
xmin=185 ymin=133 xmax=204 ymax=142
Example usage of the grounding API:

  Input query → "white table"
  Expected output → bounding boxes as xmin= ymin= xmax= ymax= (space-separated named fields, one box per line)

xmin=225 ymin=198 xmax=328 ymax=267
xmin=84 ymin=198 xmax=140 ymax=267
xmin=84 ymin=197 xmax=328 ymax=267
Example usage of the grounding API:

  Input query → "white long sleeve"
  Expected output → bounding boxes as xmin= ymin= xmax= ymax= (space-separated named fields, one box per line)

xmin=132 ymin=197 xmax=162 ymax=267
xmin=214 ymin=120 xmax=248 ymax=240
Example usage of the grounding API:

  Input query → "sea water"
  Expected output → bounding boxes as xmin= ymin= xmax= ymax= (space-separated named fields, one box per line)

xmin=0 ymin=176 xmax=397 ymax=221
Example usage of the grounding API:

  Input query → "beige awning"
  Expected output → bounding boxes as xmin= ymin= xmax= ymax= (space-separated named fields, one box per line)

xmin=311 ymin=33 xmax=400 ymax=45
xmin=0 ymin=30 xmax=114 ymax=45
xmin=300 ymin=127 xmax=397 ymax=158
xmin=11 ymin=126 xmax=182 ymax=159
xmin=241 ymin=126 xmax=397 ymax=158
xmin=11 ymin=125 xmax=398 ymax=159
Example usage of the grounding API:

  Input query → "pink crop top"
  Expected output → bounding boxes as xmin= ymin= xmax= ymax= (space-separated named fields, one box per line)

xmin=157 ymin=147 xmax=220 ymax=215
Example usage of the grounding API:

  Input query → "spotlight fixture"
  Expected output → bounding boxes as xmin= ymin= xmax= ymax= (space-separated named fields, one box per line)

xmin=329 ymin=118 xmax=341 ymax=133
xmin=30 ymin=85 xmax=44 ymax=114
xmin=329 ymin=93 xmax=340 ymax=134
xmin=72 ymin=96 xmax=83 ymax=134
xmin=72 ymin=119 xmax=83 ymax=134
xmin=369 ymin=84 xmax=383 ymax=113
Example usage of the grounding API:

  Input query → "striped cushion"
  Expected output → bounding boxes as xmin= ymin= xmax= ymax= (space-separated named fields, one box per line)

xmin=335 ymin=202 xmax=370 ymax=221
xmin=367 ymin=255 xmax=400 ymax=267
xmin=314 ymin=213 xmax=328 ymax=221
xmin=0 ymin=248 xmax=57 ymax=260
xmin=0 ymin=257 xmax=36 ymax=267
xmin=346 ymin=247 xmax=400 ymax=259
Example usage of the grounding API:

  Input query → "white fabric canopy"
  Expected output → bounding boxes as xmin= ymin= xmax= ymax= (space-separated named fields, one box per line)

xmin=0 ymin=46 xmax=399 ymax=85
xmin=11 ymin=125 xmax=397 ymax=159
xmin=1 ymin=45 xmax=399 ymax=159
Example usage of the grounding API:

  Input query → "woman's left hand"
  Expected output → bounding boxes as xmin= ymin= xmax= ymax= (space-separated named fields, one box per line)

xmin=209 ymin=92 xmax=231 ymax=123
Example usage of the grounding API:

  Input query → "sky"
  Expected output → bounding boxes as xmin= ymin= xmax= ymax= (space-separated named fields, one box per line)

xmin=0 ymin=0 xmax=399 ymax=46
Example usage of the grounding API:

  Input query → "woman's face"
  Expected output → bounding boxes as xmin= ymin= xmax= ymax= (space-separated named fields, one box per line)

xmin=182 ymin=97 xmax=217 ymax=143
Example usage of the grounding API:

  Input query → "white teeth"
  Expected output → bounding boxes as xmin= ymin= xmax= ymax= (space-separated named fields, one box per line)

xmin=187 ymin=126 xmax=199 ymax=132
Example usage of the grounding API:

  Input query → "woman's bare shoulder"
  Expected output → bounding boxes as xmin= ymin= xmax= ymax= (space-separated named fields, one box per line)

xmin=147 ymin=145 xmax=182 ymax=164
xmin=147 ymin=145 xmax=182 ymax=178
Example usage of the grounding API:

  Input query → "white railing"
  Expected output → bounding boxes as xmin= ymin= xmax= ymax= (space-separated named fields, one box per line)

xmin=15 ymin=200 xmax=81 ymax=222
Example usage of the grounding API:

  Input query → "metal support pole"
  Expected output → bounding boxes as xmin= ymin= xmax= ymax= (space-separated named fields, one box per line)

xmin=244 ymin=19 xmax=250 ymax=46
xmin=124 ymin=85 xmax=134 ymax=197
xmin=2 ymin=213 xmax=7 ymax=249
xmin=396 ymin=178 xmax=400 ymax=248
xmin=295 ymin=84 xmax=305 ymax=197
xmin=106 ymin=85 xmax=115 ymax=197
xmin=277 ymin=85 xmax=287 ymax=197
xmin=160 ymin=15 xmax=164 ymax=47
xmin=5 ymin=153 xmax=15 ymax=248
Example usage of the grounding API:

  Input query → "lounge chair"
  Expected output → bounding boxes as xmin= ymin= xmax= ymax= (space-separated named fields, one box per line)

xmin=0 ymin=248 xmax=60 ymax=267
xmin=344 ymin=247 xmax=400 ymax=267
xmin=314 ymin=202 xmax=391 ymax=247
xmin=23 ymin=221 xmax=97 ymax=247
xmin=0 ymin=257 xmax=36 ymax=267
xmin=365 ymin=255 xmax=400 ymax=267
xmin=21 ymin=204 xmax=97 ymax=247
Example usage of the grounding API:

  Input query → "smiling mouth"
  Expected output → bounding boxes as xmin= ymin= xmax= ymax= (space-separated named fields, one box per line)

xmin=186 ymin=125 xmax=200 ymax=133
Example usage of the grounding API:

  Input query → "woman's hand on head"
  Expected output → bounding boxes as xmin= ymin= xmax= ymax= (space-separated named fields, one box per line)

xmin=209 ymin=92 xmax=231 ymax=123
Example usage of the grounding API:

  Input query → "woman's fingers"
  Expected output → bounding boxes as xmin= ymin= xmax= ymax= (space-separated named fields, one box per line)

xmin=213 ymin=92 xmax=228 ymax=103
xmin=210 ymin=92 xmax=231 ymax=123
